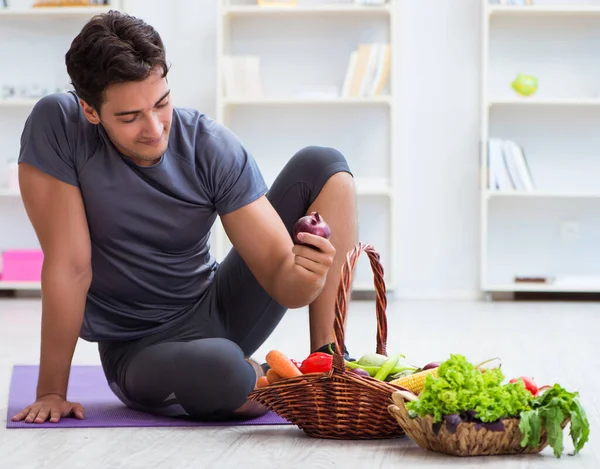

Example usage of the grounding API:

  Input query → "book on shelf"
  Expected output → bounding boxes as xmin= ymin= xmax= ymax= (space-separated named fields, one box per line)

xmin=221 ymin=55 xmax=263 ymax=100
xmin=341 ymin=42 xmax=390 ymax=98
xmin=514 ymin=275 xmax=600 ymax=289
xmin=487 ymin=138 xmax=535 ymax=192
xmin=514 ymin=275 xmax=554 ymax=284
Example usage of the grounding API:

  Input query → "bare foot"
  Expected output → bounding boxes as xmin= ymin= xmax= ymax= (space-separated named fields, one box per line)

xmin=230 ymin=358 xmax=269 ymax=419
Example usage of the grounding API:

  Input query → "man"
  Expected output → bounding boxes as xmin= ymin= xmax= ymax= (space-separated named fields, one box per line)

xmin=11 ymin=10 xmax=357 ymax=424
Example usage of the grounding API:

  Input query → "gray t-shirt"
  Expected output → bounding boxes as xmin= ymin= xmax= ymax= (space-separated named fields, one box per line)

xmin=18 ymin=91 xmax=267 ymax=342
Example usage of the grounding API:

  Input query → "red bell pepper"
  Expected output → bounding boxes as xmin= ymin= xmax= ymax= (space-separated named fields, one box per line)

xmin=299 ymin=352 xmax=333 ymax=374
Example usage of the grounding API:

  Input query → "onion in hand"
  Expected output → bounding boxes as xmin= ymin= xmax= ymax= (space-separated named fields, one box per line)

xmin=293 ymin=211 xmax=331 ymax=247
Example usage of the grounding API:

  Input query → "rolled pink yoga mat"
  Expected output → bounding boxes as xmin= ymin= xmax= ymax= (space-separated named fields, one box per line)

xmin=6 ymin=365 xmax=290 ymax=428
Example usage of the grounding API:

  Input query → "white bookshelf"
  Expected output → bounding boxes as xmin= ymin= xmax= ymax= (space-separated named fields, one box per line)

xmin=480 ymin=0 xmax=600 ymax=296
xmin=215 ymin=0 xmax=397 ymax=293
xmin=0 ymin=0 xmax=124 ymax=292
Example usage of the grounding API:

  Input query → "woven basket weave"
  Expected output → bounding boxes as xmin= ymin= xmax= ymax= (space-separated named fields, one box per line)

xmin=248 ymin=242 xmax=406 ymax=440
xmin=387 ymin=390 xmax=569 ymax=457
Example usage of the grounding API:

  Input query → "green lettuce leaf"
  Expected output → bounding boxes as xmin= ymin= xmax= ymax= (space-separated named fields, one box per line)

xmin=406 ymin=354 xmax=533 ymax=423
xmin=519 ymin=384 xmax=591 ymax=458
xmin=569 ymin=398 xmax=590 ymax=455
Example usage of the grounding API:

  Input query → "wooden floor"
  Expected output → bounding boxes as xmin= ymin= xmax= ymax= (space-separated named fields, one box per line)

xmin=0 ymin=297 xmax=598 ymax=469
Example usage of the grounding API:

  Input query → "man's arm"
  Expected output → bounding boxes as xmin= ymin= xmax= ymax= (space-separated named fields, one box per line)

xmin=19 ymin=163 xmax=92 ymax=401
xmin=221 ymin=196 xmax=334 ymax=309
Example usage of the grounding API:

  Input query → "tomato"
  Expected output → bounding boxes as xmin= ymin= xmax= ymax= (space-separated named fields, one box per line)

xmin=299 ymin=352 xmax=333 ymax=374
xmin=509 ymin=376 xmax=538 ymax=396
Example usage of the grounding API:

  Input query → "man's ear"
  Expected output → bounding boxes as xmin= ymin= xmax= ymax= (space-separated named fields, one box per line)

xmin=79 ymin=98 xmax=101 ymax=124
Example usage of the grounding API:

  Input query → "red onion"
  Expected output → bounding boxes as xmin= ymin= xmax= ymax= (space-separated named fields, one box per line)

xmin=422 ymin=362 xmax=441 ymax=371
xmin=292 ymin=211 xmax=331 ymax=246
xmin=350 ymin=368 xmax=370 ymax=377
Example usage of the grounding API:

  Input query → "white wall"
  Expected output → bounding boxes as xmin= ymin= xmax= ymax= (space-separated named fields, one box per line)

xmin=124 ymin=0 xmax=483 ymax=299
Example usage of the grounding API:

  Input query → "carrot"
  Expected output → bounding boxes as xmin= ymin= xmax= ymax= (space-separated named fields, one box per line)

xmin=266 ymin=369 xmax=283 ymax=384
xmin=256 ymin=376 xmax=270 ymax=388
xmin=266 ymin=350 xmax=303 ymax=379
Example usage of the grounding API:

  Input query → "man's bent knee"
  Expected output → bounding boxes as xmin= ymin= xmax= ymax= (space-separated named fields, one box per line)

xmin=289 ymin=145 xmax=350 ymax=172
xmin=187 ymin=339 xmax=256 ymax=414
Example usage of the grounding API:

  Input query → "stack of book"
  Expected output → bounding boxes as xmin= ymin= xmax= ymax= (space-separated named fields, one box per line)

xmin=487 ymin=138 xmax=536 ymax=192
xmin=341 ymin=42 xmax=391 ymax=98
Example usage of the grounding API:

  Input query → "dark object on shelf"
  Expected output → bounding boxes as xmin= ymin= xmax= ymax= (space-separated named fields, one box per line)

xmin=2 ymin=0 xmax=8 ymax=9
xmin=514 ymin=276 xmax=554 ymax=284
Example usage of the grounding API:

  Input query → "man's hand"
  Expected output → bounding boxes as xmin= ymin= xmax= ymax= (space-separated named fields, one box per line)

xmin=292 ymin=232 xmax=335 ymax=288
xmin=11 ymin=393 xmax=85 ymax=424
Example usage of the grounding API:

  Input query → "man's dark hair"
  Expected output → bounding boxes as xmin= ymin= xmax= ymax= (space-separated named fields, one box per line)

xmin=65 ymin=10 xmax=169 ymax=112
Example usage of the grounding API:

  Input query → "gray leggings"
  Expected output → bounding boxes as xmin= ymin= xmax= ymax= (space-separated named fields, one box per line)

xmin=98 ymin=146 xmax=352 ymax=420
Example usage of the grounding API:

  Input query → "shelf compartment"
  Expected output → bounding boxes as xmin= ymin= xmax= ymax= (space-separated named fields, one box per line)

xmin=484 ymin=196 xmax=600 ymax=289
xmin=222 ymin=14 xmax=391 ymax=100
xmin=226 ymin=105 xmax=391 ymax=182
xmin=488 ymin=104 xmax=600 ymax=195
xmin=487 ymin=13 xmax=600 ymax=102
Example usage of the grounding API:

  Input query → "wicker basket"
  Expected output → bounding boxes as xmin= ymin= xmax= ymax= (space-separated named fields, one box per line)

xmin=248 ymin=242 xmax=407 ymax=440
xmin=387 ymin=390 xmax=569 ymax=457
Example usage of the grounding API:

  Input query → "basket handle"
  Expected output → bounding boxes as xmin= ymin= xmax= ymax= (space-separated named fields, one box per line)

xmin=331 ymin=242 xmax=388 ymax=374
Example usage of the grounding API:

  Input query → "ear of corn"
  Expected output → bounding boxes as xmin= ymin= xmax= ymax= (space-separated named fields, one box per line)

xmin=389 ymin=368 xmax=438 ymax=394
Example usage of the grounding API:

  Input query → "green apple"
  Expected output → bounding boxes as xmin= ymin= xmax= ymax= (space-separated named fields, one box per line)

xmin=511 ymin=73 xmax=538 ymax=96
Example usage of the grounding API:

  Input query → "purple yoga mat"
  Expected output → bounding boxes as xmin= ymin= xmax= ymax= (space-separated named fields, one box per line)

xmin=6 ymin=365 xmax=290 ymax=429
